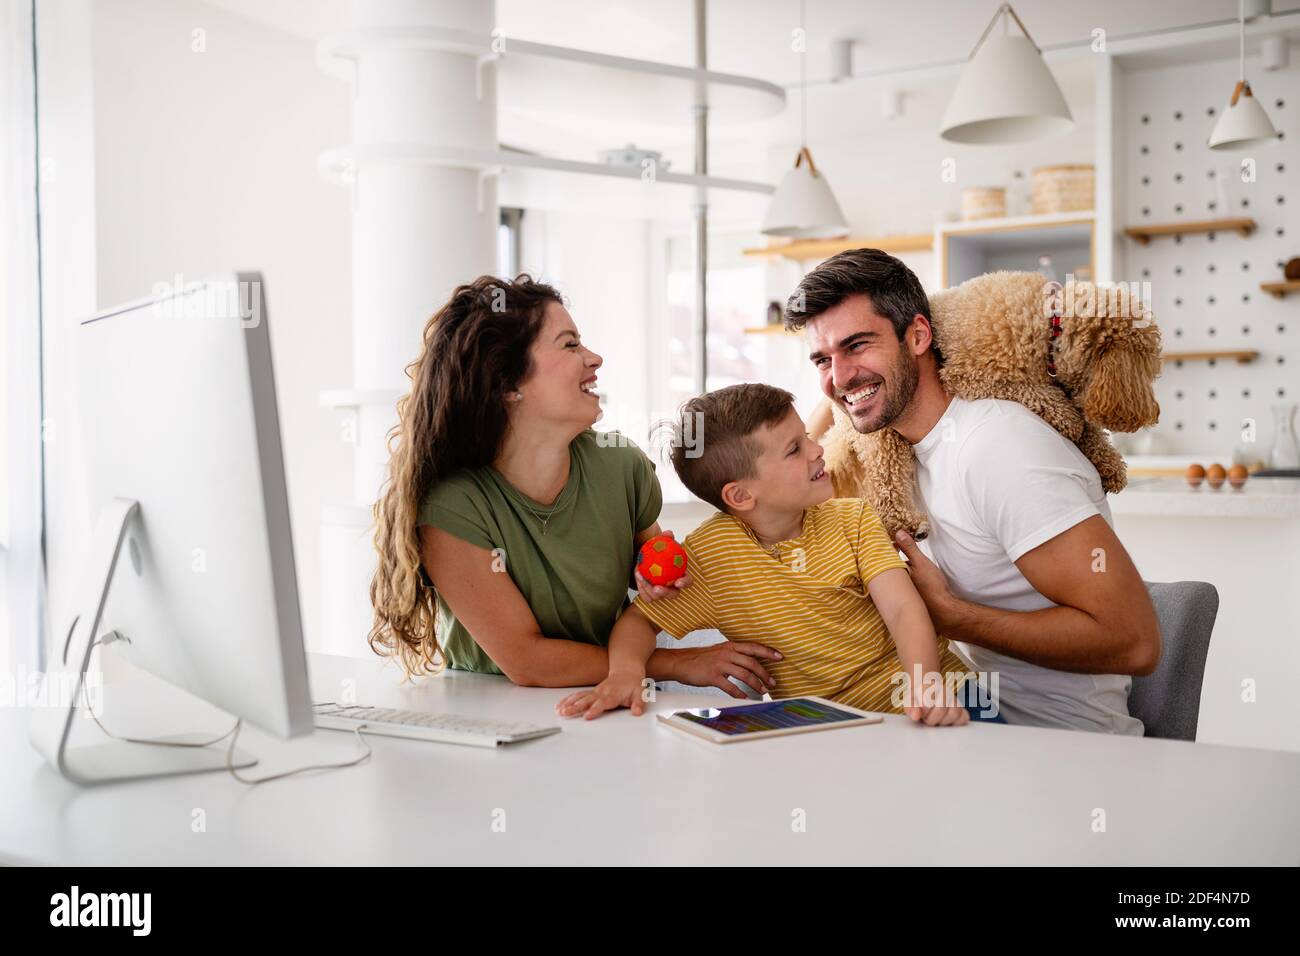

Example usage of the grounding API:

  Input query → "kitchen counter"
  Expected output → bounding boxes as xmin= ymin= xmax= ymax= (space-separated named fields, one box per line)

xmin=1110 ymin=476 xmax=1300 ymax=519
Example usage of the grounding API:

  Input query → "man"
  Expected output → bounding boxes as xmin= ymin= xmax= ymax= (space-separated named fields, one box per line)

xmin=788 ymin=248 xmax=1160 ymax=735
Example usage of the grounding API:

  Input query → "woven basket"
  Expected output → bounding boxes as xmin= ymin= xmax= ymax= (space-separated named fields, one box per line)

xmin=1031 ymin=164 xmax=1094 ymax=214
xmin=961 ymin=186 xmax=1006 ymax=221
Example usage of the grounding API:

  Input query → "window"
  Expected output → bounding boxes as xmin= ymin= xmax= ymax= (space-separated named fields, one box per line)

xmin=655 ymin=232 xmax=768 ymax=502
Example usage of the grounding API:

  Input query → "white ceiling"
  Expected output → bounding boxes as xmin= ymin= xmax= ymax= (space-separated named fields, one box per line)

xmin=196 ymin=0 xmax=1300 ymax=172
xmin=201 ymin=0 xmax=1300 ymax=80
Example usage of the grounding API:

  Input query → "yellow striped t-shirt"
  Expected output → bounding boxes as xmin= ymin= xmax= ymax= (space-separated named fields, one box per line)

xmin=635 ymin=498 xmax=971 ymax=715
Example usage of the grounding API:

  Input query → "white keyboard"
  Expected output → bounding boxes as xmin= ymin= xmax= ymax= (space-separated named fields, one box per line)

xmin=312 ymin=703 xmax=561 ymax=749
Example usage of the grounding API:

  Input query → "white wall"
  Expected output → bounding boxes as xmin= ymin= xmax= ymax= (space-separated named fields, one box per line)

xmin=45 ymin=0 xmax=352 ymax=651
xmin=518 ymin=210 xmax=653 ymax=447
xmin=1117 ymin=50 xmax=1298 ymax=459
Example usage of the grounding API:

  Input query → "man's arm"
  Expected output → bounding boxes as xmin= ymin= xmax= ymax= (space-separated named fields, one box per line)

xmin=896 ymin=516 xmax=1160 ymax=676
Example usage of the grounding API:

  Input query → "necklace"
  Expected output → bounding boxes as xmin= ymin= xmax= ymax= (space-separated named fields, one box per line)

xmin=517 ymin=488 xmax=571 ymax=535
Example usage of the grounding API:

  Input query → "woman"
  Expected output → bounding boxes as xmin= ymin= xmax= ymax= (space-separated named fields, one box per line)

xmin=369 ymin=274 xmax=779 ymax=695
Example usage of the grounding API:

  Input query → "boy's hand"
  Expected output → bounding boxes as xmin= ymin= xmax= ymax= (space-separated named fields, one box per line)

xmin=555 ymin=671 xmax=650 ymax=720
xmin=904 ymin=703 xmax=970 ymax=727
xmin=634 ymin=530 xmax=694 ymax=601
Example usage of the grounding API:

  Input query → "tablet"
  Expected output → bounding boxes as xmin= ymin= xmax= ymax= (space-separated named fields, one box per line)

xmin=656 ymin=696 xmax=882 ymax=744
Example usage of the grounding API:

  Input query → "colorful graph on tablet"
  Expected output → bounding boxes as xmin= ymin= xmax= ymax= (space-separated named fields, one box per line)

xmin=673 ymin=698 xmax=864 ymax=736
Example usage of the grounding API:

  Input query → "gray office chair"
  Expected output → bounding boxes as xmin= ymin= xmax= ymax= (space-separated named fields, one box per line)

xmin=1131 ymin=581 xmax=1219 ymax=741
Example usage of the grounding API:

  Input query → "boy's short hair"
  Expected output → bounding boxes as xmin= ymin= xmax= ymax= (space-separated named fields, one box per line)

xmin=666 ymin=383 xmax=796 ymax=512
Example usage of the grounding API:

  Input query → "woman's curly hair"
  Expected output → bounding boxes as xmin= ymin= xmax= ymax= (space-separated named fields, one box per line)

xmin=369 ymin=274 xmax=561 ymax=677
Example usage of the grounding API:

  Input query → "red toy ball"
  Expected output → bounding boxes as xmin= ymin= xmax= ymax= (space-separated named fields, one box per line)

xmin=638 ymin=534 xmax=688 ymax=587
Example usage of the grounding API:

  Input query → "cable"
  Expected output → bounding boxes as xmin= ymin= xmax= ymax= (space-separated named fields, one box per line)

xmin=799 ymin=0 xmax=806 ymax=149
xmin=223 ymin=718 xmax=372 ymax=786
xmin=76 ymin=635 xmax=371 ymax=784
xmin=1238 ymin=0 xmax=1245 ymax=83
xmin=81 ymin=641 xmax=239 ymax=748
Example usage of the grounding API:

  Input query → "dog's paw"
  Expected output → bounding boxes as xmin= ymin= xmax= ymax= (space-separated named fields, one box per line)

xmin=896 ymin=513 xmax=930 ymax=541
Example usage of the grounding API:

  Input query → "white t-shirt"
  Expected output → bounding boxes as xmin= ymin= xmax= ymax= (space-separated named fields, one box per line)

xmin=912 ymin=397 xmax=1143 ymax=736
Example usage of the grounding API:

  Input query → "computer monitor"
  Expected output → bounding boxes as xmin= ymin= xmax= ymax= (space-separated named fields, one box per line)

xmin=29 ymin=271 xmax=312 ymax=785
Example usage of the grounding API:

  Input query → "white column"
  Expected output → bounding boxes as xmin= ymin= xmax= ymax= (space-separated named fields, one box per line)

xmin=318 ymin=0 xmax=498 ymax=655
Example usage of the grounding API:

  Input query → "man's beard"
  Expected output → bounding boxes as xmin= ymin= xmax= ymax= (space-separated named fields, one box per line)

xmin=850 ymin=347 xmax=918 ymax=434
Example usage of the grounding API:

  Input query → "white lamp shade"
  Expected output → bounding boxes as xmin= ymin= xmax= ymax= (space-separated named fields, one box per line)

xmin=762 ymin=152 xmax=849 ymax=239
xmin=940 ymin=34 xmax=1073 ymax=144
xmin=1208 ymin=82 xmax=1279 ymax=149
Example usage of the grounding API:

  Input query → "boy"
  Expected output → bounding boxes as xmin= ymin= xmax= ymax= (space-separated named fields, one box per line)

xmin=557 ymin=383 xmax=989 ymax=726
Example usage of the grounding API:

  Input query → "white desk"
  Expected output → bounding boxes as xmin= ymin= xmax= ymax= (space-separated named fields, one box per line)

xmin=2 ymin=652 xmax=1298 ymax=865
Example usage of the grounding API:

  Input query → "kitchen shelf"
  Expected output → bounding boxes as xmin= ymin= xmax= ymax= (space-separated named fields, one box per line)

xmin=1124 ymin=217 xmax=1256 ymax=244
xmin=317 ymin=144 xmax=774 ymax=224
xmin=743 ymin=232 xmax=934 ymax=262
xmin=1261 ymin=280 xmax=1300 ymax=299
xmin=938 ymin=212 xmax=1095 ymax=289
xmin=1160 ymin=349 xmax=1259 ymax=364
xmin=743 ymin=325 xmax=799 ymax=336
xmin=318 ymin=26 xmax=786 ymax=125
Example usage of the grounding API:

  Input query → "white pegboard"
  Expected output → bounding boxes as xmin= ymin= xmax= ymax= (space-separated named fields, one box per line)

xmin=1121 ymin=53 xmax=1298 ymax=459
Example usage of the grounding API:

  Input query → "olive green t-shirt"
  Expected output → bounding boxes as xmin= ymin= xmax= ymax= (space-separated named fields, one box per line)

xmin=417 ymin=430 xmax=663 ymax=674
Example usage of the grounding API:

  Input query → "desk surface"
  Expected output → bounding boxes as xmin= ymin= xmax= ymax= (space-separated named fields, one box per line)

xmin=3 ymin=652 xmax=1298 ymax=865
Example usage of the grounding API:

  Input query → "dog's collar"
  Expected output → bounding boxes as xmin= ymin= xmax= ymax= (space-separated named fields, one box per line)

xmin=1047 ymin=305 xmax=1062 ymax=378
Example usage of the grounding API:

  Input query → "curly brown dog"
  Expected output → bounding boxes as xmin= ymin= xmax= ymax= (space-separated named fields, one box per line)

xmin=821 ymin=271 xmax=1162 ymax=539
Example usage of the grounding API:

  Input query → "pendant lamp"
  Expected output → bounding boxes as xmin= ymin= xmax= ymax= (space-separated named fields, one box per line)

xmin=940 ymin=3 xmax=1072 ymax=145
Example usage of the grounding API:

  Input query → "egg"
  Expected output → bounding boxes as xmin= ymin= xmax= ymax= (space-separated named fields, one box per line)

xmin=1228 ymin=464 xmax=1248 ymax=490
xmin=1206 ymin=463 xmax=1227 ymax=489
xmin=1185 ymin=463 xmax=1206 ymax=488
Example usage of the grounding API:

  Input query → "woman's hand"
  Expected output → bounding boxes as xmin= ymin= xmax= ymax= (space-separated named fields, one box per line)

xmin=556 ymin=670 xmax=649 ymax=720
xmin=657 ymin=641 xmax=782 ymax=699
xmin=634 ymin=529 xmax=693 ymax=601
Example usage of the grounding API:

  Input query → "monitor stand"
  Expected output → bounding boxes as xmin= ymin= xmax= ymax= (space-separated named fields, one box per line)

xmin=28 ymin=497 xmax=258 ymax=786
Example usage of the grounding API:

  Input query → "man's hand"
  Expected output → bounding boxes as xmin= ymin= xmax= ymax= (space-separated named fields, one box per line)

xmin=659 ymin=641 xmax=782 ymax=699
xmin=894 ymin=531 xmax=959 ymax=630
xmin=634 ymin=529 xmax=695 ymax=601
xmin=555 ymin=670 xmax=650 ymax=720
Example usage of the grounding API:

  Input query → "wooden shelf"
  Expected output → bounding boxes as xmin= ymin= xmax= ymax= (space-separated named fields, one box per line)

xmin=1124 ymin=218 xmax=1256 ymax=244
xmin=1261 ymin=280 xmax=1300 ymax=299
xmin=939 ymin=211 xmax=1093 ymax=237
xmin=1161 ymin=349 xmax=1258 ymax=364
xmin=743 ymin=232 xmax=933 ymax=262
xmin=743 ymin=325 xmax=799 ymax=336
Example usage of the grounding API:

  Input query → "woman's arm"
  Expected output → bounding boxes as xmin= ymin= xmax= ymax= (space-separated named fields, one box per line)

xmin=423 ymin=526 xmax=778 ymax=691
xmin=422 ymin=526 xmax=612 ymax=687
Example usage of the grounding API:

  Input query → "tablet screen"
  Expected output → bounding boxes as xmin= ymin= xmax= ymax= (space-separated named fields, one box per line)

xmin=672 ymin=697 xmax=866 ymax=736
